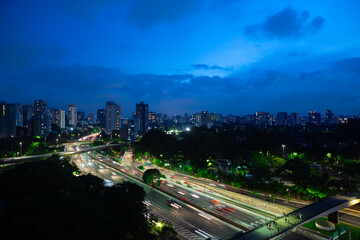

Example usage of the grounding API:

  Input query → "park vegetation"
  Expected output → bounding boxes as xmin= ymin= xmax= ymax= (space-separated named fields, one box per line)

xmin=133 ymin=119 xmax=360 ymax=201
xmin=0 ymin=155 xmax=168 ymax=239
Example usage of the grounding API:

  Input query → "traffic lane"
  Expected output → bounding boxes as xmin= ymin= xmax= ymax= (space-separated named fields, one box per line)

xmin=100 ymin=154 xmax=266 ymax=228
xmin=160 ymin=183 xmax=263 ymax=229
xmin=91 ymin=159 xmax=241 ymax=239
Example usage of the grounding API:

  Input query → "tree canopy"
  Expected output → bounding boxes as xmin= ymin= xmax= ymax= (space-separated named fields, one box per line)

xmin=0 ymin=155 xmax=152 ymax=239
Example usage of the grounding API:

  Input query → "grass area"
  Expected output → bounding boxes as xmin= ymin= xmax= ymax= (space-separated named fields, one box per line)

xmin=205 ymin=191 xmax=278 ymax=218
xmin=302 ymin=217 xmax=360 ymax=240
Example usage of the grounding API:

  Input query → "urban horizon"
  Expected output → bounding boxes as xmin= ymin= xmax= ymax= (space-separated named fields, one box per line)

xmin=1 ymin=98 xmax=359 ymax=119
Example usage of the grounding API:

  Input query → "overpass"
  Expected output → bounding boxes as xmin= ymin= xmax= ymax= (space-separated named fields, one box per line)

xmin=230 ymin=194 xmax=360 ymax=239
xmin=0 ymin=143 xmax=121 ymax=165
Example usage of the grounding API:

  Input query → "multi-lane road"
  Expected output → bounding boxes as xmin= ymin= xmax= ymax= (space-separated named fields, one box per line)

xmin=73 ymin=147 xmax=320 ymax=240
xmin=73 ymin=151 xmax=242 ymax=240
xmin=71 ymin=141 xmax=360 ymax=240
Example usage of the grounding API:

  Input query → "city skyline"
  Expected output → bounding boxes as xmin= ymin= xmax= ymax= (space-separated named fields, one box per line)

xmin=1 ymin=1 xmax=360 ymax=116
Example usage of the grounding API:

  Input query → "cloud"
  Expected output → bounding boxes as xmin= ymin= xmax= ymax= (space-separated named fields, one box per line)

xmin=126 ymin=0 xmax=203 ymax=30
xmin=191 ymin=64 xmax=234 ymax=71
xmin=244 ymin=6 xmax=325 ymax=39
xmin=1 ymin=55 xmax=360 ymax=116
xmin=333 ymin=57 xmax=360 ymax=75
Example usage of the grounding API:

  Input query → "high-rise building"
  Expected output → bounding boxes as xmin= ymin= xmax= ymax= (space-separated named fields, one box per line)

xmin=21 ymin=104 xmax=33 ymax=136
xmin=0 ymin=102 xmax=8 ymax=138
xmin=97 ymin=109 xmax=106 ymax=127
xmin=53 ymin=109 xmax=65 ymax=129
xmin=277 ymin=112 xmax=287 ymax=126
xmin=68 ymin=104 xmax=78 ymax=128
xmin=87 ymin=114 xmax=94 ymax=125
xmin=32 ymin=108 xmax=51 ymax=138
xmin=256 ymin=112 xmax=271 ymax=126
xmin=287 ymin=112 xmax=299 ymax=126
xmin=135 ymin=101 xmax=149 ymax=134
xmin=105 ymin=101 xmax=121 ymax=134
xmin=148 ymin=112 xmax=156 ymax=124
xmin=7 ymin=104 xmax=18 ymax=137
xmin=77 ymin=111 xmax=85 ymax=121
xmin=34 ymin=100 xmax=47 ymax=117
xmin=325 ymin=109 xmax=335 ymax=125
xmin=22 ymin=105 xmax=33 ymax=128
xmin=309 ymin=111 xmax=321 ymax=125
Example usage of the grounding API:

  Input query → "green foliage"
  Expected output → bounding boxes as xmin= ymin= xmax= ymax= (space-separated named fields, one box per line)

xmin=138 ymin=165 xmax=144 ymax=170
xmin=0 ymin=155 xmax=151 ymax=239
xmin=247 ymin=152 xmax=271 ymax=181
xmin=279 ymin=158 xmax=310 ymax=185
xmin=142 ymin=169 xmax=165 ymax=186
xmin=271 ymin=157 xmax=286 ymax=168
xmin=24 ymin=142 xmax=51 ymax=156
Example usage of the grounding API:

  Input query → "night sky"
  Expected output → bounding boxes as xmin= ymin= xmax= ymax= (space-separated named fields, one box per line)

xmin=1 ymin=0 xmax=360 ymax=117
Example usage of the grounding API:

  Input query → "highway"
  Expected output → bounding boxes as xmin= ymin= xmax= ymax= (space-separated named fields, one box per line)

xmin=72 ymin=152 xmax=243 ymax=240
xmin=69 ymin=142 xmax=358 ymax=240
xmin=147 ymin=160 xmax=360 ymax=228
xmin=0 ymin=143 xmax=121 ymax=164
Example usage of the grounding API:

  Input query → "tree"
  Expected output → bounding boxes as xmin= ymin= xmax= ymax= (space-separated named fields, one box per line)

xmin=279 ymin=158 xmax=311 ymax=185
xmin=142 ymin=169 xmax=165 ymax=186
xmin=0 ymin=155 xmax=152 ymax=239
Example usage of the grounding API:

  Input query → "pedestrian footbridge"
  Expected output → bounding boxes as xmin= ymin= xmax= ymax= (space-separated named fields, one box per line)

xmin=229 ymin=194 xmax=360 ymax=240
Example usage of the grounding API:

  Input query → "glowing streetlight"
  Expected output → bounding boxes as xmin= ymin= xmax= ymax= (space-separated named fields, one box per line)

xmin=19 ymin=142 xmax=22 ymax=157
xmin=282 ymin=144 xmax=286 ymax=157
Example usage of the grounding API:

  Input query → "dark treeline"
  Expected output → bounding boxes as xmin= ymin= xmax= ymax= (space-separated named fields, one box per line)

xmin=0 ymin=155 xmax=152 ymax=240
xmin=133 ymin=120 xmax=360 ymax=200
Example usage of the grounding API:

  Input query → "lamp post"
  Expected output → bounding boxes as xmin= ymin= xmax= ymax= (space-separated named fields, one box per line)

xmin=56 ymin=139 xmax=58 ymax=146
xmin=19 ymin=142 xmax=22 ymax=157
xmin=282 ymin=144 xmax=286 ymax=157
xmin=264 ymin=202 xmax=271 ymax=224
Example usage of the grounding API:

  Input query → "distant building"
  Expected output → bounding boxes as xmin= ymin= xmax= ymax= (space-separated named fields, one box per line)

xmin=0 ymin=102 xmax=8 ymax=138
xmin=148 ymin=112 xmax=156 ymax=124
xmin=53 ymin=109 xmax=65 ymax=129
xmin=7 ymin=104 xmax=18 ymax=137
xmin=87 ymin=114 xmax=94 ymax=125
xmin=325 ymin=109 xmax=336 ymax=125
xmin=105 ymin=101 xmax=121 ymax=134
xmin=287 ymin=112 xmax=299 ymax=126
xmin=77 ymin=111 xmax=85 ymax=121
xmin=255 ymin=112 xmax=271 ymax=126
xmin=277 ymin=112 xmax=287 ymax=126
xmin=309 ymin=111 xmax=321 ymax=125
xmin=97 ymin=109 xmax=106 ymax=127
xmin=135 ymin=101 xmax=149 ymax=134
xmin=195 ymin=111 xmax=213 ymax=127
xmin=22 ymin=104 xmax=33 ymax=136
xmin=68 ymin=104 xmax=78 ymax=128
xmin=33 ymin=108 xmax=51 ymax=137
xmin=34 ymin=100 xmax=47 ymax=117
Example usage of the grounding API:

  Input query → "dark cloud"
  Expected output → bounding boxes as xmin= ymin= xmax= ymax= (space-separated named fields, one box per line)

xmin=1 ymin=56 xmax=360 ymax=116
xmin=191 ymin=64 xmax=234 ymax=71
xmin=288 ymin=52 xmax=308 ymax=57
xmin=126 ymin=0 xmax=203 ymax=30
xmin=244 ymin=7 xmax=325 ymax=39
xmin=333 ymin=57 xmax=360 ymax=74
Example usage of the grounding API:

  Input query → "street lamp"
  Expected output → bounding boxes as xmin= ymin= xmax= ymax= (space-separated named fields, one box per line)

xmin=19 ymin=142 xmax=22 ymax=157
xmin=56 ymin=139 xmax=58 ymax=146
xmin=264 ymin=202 xmax=271 ymax=223
xmin=282 ymin=144 xmax=286 ymax=157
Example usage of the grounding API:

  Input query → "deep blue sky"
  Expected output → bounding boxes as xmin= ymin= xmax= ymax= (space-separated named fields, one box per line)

xmin=1 ymin=0 xmax=360 ymax=117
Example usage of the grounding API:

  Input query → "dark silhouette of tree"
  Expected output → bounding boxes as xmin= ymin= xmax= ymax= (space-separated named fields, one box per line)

xmin=142 ymin=169 xmax=166 ymax=186
xmin=0 ymin=155 xmax=153 ymax=240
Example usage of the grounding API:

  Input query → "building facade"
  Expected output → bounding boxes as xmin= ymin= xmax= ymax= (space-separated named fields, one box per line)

xmin=105 ymin=101 xmax=121 ymax=134
xmin=135 ymin=101 xmax=149 ymax=134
